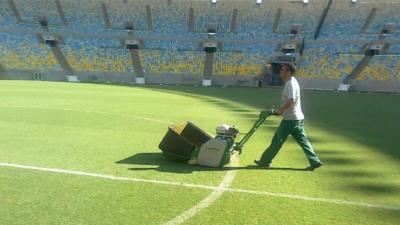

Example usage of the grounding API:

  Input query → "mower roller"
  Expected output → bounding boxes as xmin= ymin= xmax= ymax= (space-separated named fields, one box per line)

xmin=159 ymin=110 xmax=276 ymax=167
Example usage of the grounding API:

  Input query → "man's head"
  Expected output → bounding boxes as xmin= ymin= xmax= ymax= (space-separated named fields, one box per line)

xmin=279 ymin=63 xmax=296 ymax=82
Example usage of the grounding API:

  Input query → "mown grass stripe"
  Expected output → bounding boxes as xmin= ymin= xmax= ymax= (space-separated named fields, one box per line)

xmin=1 ymin=162 xmax=399 ymax=212
xmin=0 ymin=105 xmax=173 ymax=125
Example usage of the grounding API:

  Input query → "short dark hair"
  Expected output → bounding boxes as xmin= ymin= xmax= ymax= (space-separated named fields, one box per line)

xmin=282 ymin=63 xmax=296 ymax=74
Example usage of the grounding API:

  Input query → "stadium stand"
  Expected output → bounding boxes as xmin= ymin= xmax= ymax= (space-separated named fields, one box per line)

xmin=191 ymin=0 xmax=233 ymax=33
xmin=389 ymin=45 xmax=400 ymax=53
xmin=1 ymin=0 xmax=398 ymax=38
xmin=0 ymin=0 xmax=14 ymax=27
xmin=213 ymin=52 xmax=265 ymax=76
xmin=396 ymin=62 xmax=400 ymax=81
xmin=235 ymin=1 xmax=278 ymax=38
xmin=320 ymin=0 xmax=372 ymax=39
xmin=235 ymin=0 xmax=327 ymax=39
xmin=51 ymin=0 xmax=107 ymax=33
xmin=144 ymin=40 xmax=199 ymax=51
xmin=278 ymin=2 xmax=324 ymax=36
xmin=297 ymin=44 xmax=363 ymax=79
xmin=367 ymin=3 xmax=400 ymax=35
xmin=0 ymin=0 xmax=399 ymax=86
xmin=0 ymin=32 xmax=60 ymax=70
xmin=60 ymin=37 xmax=133 ymax=73
xmin=358 ymin=55 xmax=400 ymax=81
xmin=214 ymin=43 xmax=275 ymax=76
xmin=140 ymin=50 xmax=204 ymax=75
xmin=151 ymin=0 xmax=190 ymax=36
xmin=357 ymin=45 xmax=400 ymax=80
xmin=320 ymin=0 xmax=400 ymax=39
xmin=105 ymin=0 xmax=148 ymax=31
xmin=14 ymin=0 xmax=62 ymax=24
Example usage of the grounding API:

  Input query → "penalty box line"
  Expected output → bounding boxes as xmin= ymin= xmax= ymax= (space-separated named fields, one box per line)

xmin=1 ymin=162 xmax=399 ymax=212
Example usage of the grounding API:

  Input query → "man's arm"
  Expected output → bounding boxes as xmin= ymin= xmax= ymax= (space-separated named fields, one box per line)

xmin=276 ymin=99 xmax=295 ymax=116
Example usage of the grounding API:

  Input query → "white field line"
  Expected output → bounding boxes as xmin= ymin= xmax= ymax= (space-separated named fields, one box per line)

xmin=0 ymin=105 xmax=172 ymax=125
xmin=225 ymin=188 xmax=400 ymax=211
xmin=1 ymin=162 xmax=400 ymax=212
xmin=0 ymin=163 xmax=216 ymax=190
xmin=163 ymin=153 xmax=240 ymax=225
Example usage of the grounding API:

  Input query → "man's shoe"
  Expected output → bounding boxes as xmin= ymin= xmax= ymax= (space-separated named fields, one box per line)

xmin=254 ymin=160 xmax=270 ymax=168
xmin=306 ymin=162 xmax=323 ymax=171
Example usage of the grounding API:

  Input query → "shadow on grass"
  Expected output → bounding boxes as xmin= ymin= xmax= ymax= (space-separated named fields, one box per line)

xmin=116 ymin=152 xmax=198 ymax=174
xmin=106 ymin=84 xmax=400 ymax=221
xmin=346 ymin=183 xmax=400 ymax=195
xmin=244 ymin=165 xmax=308 ymax=171
xmin=317 ymin=150 xmax=342 ymax=156
xmin=145 ymin=85 xmax=400 ymax=162
xmin=321 ymin=156 xmax=363 ymax=165
xmin=307 ymin=136 xmax=327 ymax=144
xmin=116 ymin=153 xmax=309 ymax=173
xmin=237 ymin=112 xmax=259 ymax=119
xmin=330 ymin=170 xmax=380 ymax=178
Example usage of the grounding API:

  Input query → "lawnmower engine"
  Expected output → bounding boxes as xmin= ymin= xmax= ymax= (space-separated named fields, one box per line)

xmin=160 ymin=111 xmax=273 ymax=167
xmin=196 ymin=124 xmax=239 ymax=167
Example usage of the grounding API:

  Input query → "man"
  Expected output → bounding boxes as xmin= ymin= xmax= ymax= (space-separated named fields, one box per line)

xmin=254 ymin=63 xmax=322 ymax=171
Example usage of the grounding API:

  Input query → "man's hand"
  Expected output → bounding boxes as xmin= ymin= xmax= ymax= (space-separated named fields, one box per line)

xmin=259 ymin=110 xmax=270 ymax=119
xmin=259 ymin=108 xmax=280 ymax=118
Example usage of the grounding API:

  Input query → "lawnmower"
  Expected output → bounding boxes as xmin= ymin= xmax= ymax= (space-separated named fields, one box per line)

xmin=159 ymin=109 xmax=276 ymax=167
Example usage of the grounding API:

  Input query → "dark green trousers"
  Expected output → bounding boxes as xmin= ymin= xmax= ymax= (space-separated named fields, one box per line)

xmin=259 ymin=119 xmax=321 ymax=166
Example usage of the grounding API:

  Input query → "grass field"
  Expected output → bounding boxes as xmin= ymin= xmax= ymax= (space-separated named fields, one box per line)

xmin=0 ymin=80 xmax=399 ymax=225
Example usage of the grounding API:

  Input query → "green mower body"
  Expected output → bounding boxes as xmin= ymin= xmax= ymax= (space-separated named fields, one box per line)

xmin=159 ymin=111 xmax=274 ymax=167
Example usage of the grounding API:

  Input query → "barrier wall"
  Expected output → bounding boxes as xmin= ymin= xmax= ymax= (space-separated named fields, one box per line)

xmin=2 ymin=70 xmax=400 ymax=93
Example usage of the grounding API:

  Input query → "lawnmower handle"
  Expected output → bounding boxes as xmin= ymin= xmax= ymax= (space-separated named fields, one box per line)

xmin=234 ymin=110 xmax=276 ymax=154
xmin=259 ymin=109 xmax=277 ymax=119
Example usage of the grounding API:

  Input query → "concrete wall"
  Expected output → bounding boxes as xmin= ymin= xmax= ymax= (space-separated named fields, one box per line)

xmin=351 ymin=80 xmax=400 ymax=93
xmin=0 ymin=70 xmax=67 ymax=81
xmin=144 ymin=74 xmax=258 ymax=87
xmin=75 ymin=71 xmax=135 ymax=84
xmin=297 ymin=77 xmax=400 ymax=93
xmin=2 ymin=70 xmax=400 ymax=93
xmin=3 ymin=70 xmax=66 ymax=81
xmin=211 ymin=75 xmax=260 ymax=87
xmin=145 ymin=74 xmax=201 ymax=85
xmin=0 ymin=71 xmax=8 ymax=79
xmin=297 ymin=78 xmax=342 ymax=90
